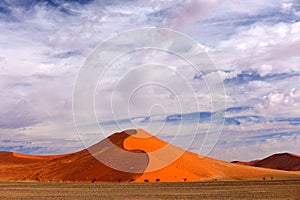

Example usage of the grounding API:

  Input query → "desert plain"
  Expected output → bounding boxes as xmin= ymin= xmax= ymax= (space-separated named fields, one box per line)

xmin=0 ymin=180 xmax=299 ymax=200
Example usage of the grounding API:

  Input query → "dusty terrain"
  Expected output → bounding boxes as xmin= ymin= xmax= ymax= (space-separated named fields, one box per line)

xmin=1 ymin=129 xmax=300 ymax=182
xmin=0 ymin=180 xmax=299 ymax=200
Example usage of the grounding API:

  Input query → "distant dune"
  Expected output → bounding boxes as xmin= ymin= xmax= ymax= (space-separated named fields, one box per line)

xmin=1 ymin=129 xmax=300 ymax=182
xmin=232 ymin=153 xmax=300 ymax=171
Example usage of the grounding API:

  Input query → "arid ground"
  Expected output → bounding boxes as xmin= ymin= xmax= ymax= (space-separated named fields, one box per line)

xmin=0 ymin=180 xmax=299 ymax=200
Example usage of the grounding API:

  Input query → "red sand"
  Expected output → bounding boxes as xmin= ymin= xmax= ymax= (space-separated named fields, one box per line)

xmin=232 ymin=153 xmax=300 ymax=171
xmin=1 ymin=129 xmax=300 ymax=182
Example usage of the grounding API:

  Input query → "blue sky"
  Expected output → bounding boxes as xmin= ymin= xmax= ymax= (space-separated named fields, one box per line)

xmin=0 ymin=0 xmax=300 ymax=161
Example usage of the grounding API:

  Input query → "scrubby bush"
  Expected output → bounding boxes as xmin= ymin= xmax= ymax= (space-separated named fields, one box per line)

xmin=144 ymin=179 xmax=149 ymax=182
xmin=156 ymin=178 xmax=160 ymax=182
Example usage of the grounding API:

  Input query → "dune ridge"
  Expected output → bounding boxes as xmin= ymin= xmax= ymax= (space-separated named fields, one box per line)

xmin=1 ymin=129 xmax=300 ymax=182
xmin=232 ymin=153 xmax=300 ymax=171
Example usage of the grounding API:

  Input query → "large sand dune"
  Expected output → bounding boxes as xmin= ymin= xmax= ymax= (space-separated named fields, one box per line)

xmin=1 ymin=129 xmax=300 ymax=182
xmin=232 ymin=153 xmax=300 ymax=171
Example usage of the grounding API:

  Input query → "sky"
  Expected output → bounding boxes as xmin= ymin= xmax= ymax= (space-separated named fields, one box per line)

xmin=0 ymin=0 xmax=300 ymax=161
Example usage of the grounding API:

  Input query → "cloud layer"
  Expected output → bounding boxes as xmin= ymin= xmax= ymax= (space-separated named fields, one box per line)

xmin=0 ymin=0 xmax=299 ymax=161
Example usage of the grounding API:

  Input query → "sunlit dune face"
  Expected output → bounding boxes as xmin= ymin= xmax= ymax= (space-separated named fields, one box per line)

xmin=12 ymin=152 xmax=65 ymax=160
xmin=123 ymin=129 xmax=188 ymax=172
xmin=123 ymin=129 xmax=168 ymax=152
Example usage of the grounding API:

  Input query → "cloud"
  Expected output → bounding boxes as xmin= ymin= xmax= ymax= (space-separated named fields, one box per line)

xmin=282 ymin=2 xmax=294 ymax=11
xmin=0 ymin=100 xmax=40 ymax=129
xmin=257 ymin=64 xmax=273 ymax=76
xmin=213 ymin=21 xmax=300 ymax=72
xmin=0 ymin=130 xmax=83 ymax=154
xmin=0 ymin=0 xmax=300 ymax=160
xmin=255 ymin=88 xmax=300 ymax=117
xmin=0 ymin=0 xmax=171 ymax=152
xmin=0 ymin=73 xmax=75 ymax=130
xmin=102 ymin=106 xmax=300 ymax=128
xmin=224 ymin=71 xmax=300 ymax=85
xmin=207 ymin=19 xmax=300 ymax=118
xmin=164 ymin=0 xmax=221 ymax=30
xmin=210 ymin=130 xmax=300 ymax=161
xmin=0 ymin=1 xmax=121 ymax=133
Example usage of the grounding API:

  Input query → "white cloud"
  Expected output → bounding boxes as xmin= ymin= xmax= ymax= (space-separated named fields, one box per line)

xmin=211 ymin=21 xmax=300 ymax=83
xmin=281 ymin=2 xmax=293 ymax=11
xmin=214 ymin=0 xmax=282 ymax=16
xmin=164 ymin=0 xmax=221 ymax=30
xmin=257 ymin=64 xmax=273 ymax=76
xmin=210 ymin=133 xmax=300 ymax=161
xmin=255 ymin=88 xmax=300 ymax=117
xmin=206 ymin=18 xmax=300 ymax=122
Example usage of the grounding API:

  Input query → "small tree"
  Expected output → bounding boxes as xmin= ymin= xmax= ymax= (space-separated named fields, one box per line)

xmin=144 ymin=179 xmax=149 ymax=182
xmin=184 ymin=178 xmax=187 ymax=182
xmin=91 ymin=178 xmax=96 ymax=183
xmin=271 ymin=177 xmax=273 ymax=180
xmin=156 ymin=178 xmax=160 ymax=182
xmin=263 ymin=177 xmax=265 ymax=181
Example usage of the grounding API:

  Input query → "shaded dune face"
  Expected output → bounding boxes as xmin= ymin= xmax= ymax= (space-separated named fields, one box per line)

xmin=232 ymin=153 xmax=300 ymax=171
xmin=252 ymin=153 xmax=300 ymax=171
xmin=0 ymin=152 xmax=52 ymax=165
xmin=25 ymin=129 xmax=150 ymax=182
xmin=88 ymin=129 xmax=150 ymax=174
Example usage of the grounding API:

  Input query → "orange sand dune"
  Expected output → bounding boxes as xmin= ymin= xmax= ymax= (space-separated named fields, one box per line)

xmin=232 ymin=153 xmax=300 ymax=171
xmin=231 ymin=160 xmax=259 ymax=166
xmin=0 ymin=152 xmax=62 ymax=165
xmin=1 ymin=129 xmax=300 ymax=182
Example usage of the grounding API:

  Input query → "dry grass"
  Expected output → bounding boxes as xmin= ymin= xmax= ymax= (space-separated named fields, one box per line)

xmin=0 ymin=180 xmax=299 ymax=199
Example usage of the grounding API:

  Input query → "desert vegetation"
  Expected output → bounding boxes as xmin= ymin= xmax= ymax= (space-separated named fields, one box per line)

xmin=0 ymin=180 xmax=299 ymax=199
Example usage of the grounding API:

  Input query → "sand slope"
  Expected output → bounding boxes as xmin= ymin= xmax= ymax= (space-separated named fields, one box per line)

xmin=1 ymin=129 xmax=300 ymax=182
xmin=232 ymin=153 xmax=300 ymax=171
